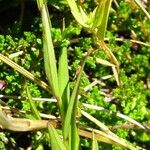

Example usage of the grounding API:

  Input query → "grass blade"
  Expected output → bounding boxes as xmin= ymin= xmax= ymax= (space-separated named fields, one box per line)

xmin=63 ymin=58 xmax=86 ymax=141
xmin=66 ymin=0 xmax=89 ymax=27
xmin=92 ymin=1 xmax=105 ymax=29
xmin=41 ymin=3 xmax=59 ymax=97
xmin=69 ymin=113 xmax=80 ymax=150
xmin=48 ymin=124 xmax=67 ymax=150
xmin=96 ymin=0 xmax=112 ymax=41
xmin=83 ymin=103 xmax=147 ymax=130
xmin=96 ymin=57 xmax=116 ymax=67
xmin=63 ymin=50 xmax=92 ymax=147
xmin=58 ymin=46 xmax=70 ymax=117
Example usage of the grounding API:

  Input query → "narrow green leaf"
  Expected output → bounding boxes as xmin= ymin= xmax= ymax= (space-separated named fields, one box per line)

xmin=37 ymin=1 xmax=65 ymax=118
xmin=79 ymin=6 xmax=88 ymax=23
xmin=92 ymin=1 xmax=105 ymax=29
xmin=63 ymin=50 xmax=92 ymax=143
xmin=69 ymin=114 xmax=80 ymax=150
xmin=41 ymin=4 xmax=59 ymax=97
xmin=48 ymin=124 xmax=67 ymax=150
xmin=58 ymin=47 xmax=69 ymax=98
xmin=66 ymin=0 xmax=89 ymax=27
xmin=26 ymin=86 xmax=41 ymax=120
xmin=63 ymin=61 xmax=85 ymax=141
xmin=97 ymin=0 xmax=112 ymax=41
xmin=58 ymin=46 xmax=70 ymax=119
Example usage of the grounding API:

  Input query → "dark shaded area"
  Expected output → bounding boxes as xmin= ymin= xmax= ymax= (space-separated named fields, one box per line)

xmin=11 ymin=132 xmax=32 ymax=149
xmin=0 ymin=0 xmax=72 ymax=36
xmin=0 ymin=0 xmax=38 ymax=34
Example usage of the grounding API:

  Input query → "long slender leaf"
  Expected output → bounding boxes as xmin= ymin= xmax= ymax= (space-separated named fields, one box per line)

xmin=83 ymin=103 xmax=147 ymax=130
xmin=48 ymin=124 xmax=67 ymax=150
xmin=92 ymin=0 xmax=120 ymax=85
xmin=63 ymin=60 xmax=85 ymax=140
xmin=63 ymin=50 xmax=92 ymax=145
xmin=41 ymin=4 xmax=59 ymax=97
xmin=92 ymin=0 xmax=106 ymax=29
xmin=66 ymin=0 xmax=89 ymax=27
xmin=70 ymin=113 xmax=80 ymax=150
xmin=58 ymin=46 xmax=70 ymax=117
xmin=97 ymin=0 xmax=112 ymax=41
xmin=39 ymin=2 xmax=65 ymax=118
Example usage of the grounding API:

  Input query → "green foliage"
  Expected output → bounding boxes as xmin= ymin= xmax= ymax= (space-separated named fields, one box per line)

xmin=114 ymin=71 xmax=149 ymax=120
xmin=0 ymin=133 xmax=7 ymax=149
xmin=0 ymin=0 xmax=150 ymax=149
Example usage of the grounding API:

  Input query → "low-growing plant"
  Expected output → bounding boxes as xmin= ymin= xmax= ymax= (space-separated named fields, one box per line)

xmin=0 ymin=0 xmax=150 ymax=149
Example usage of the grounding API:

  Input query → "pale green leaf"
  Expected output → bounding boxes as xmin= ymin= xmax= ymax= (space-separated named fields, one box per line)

xmin=66 ymin=0 xmax=89 ymax=27
xmin=92 ymin=1 xmax=105 ymax=29
xmin=79 ymin=6 xmax=88 ymax=23
xmin=95 ymin=57 xmax=115 ymax=67
xmin=97 ymin=0 xmax=112 ymax=41
xmin=58 ymin=46 xmax=70 ymax=117
xmin=41 ymin=4 xmax=59 ymax=97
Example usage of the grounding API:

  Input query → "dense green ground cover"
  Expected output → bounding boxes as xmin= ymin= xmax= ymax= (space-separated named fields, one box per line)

xmin=0 ymin=0 xmax=150 ymax=149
